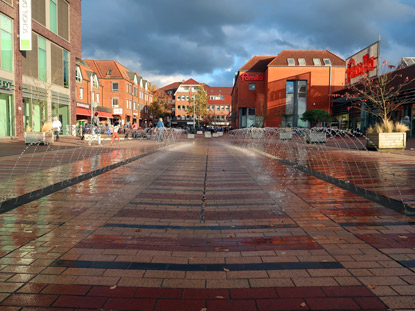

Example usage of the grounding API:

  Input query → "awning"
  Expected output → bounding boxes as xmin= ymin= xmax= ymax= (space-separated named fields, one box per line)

xmin=98 ymin=111 xmax=113 ymax=118
xmin=76 ymin=107 xmax=113 ymax=118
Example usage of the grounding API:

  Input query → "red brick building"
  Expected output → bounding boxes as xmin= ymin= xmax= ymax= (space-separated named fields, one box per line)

xmin=0 ymin=0 xmax=81 ymax=138
xmin=85 ymin=60 xmax=153 ymax=127
xmin=74 ymin=58 xmax=112 ymax=125
xmin=232 ymin=50 xmax=346 ymax=128
xmin=160 ymin=79 xmax=232 ymax=129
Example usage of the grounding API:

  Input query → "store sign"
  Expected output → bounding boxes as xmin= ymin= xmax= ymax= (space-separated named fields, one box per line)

xmin=345 ymin=41 xmax=379 ymax=85
xmin=76 ymin=102 xmax=89 ymax=109
xmin=113 ymin=108 xmax=123 ymax=115
xmin=0 ymin=80 xmax=12 ymax=89
xmin=19 ymin=0 xmax=32 ymax=50
xmin=241 ymin=73 xmax=264 ymax=82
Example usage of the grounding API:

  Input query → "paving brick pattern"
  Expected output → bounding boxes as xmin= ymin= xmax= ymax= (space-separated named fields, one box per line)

xmin=0 ymin=138 xmax=414 ymax=310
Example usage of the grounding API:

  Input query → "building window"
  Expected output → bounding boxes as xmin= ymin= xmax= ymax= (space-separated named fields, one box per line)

xmin=107 ymin=69 xmax=112 ymax=75
xmin=112 ymin=82 xmax=119 ymax=92
xmin=112 ymin=98 xmax=119 ymax=107
xmin=92 ymin=75 xmax=98 ymax=89
xmin=298 ymin=58 xmax=306 ymax=66
xmin=75 ymin=66 xmax=82 ymax=82
xmin=96 ymin=93 xmax=99 ymax=103
xmin=181 ymin=96 xmax=185 ymax=100
xmin=225 ymin=105 xmax=230 ymax=110
xmin=0 ymin=14 xmax=13 ymax=71
xmin=323 ymin=58 xmax=331 ymax=66
xmin=79 ymin=87 xmax=83 ymax=99
xmin=249 ymin=84 xmax=255 ymax=91
xmin=50 ymin=0 xmax=57 ymax=33
xmin=287 ymin=58 xmax=295 ymax=66
xmin=38 ymin=36 xmax=47 ymax=81
xmin=285 ymin=80 xmax=307 ymax=127
xmin=221 ymin=105 xmax=224 ymax=110
xmin=63 ymin=49 xmax=69 ymax=88
xmin=313 ymin=58 xmax=321 ymax=66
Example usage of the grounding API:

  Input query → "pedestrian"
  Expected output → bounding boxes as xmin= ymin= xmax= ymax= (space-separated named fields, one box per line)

xmin=155 ymin=117 xmax=165 ymax=142
xmin=52 ymin=116 xmax=62 ymax=141
xmin=110 ymin=120 xmax=121 ymax=145
xmin=132 ymin=122 xmax=139 ymax=139
xmin=402 ymin=116 xmax=411 ymax=140
xmin=88 ymin=112 xmax=101 ymax=146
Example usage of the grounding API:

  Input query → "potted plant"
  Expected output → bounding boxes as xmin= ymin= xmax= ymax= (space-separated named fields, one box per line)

xmin=24 ymin=121 xmax=54 ymax=145
xmin=300 ymin=109 xmax=330 ymax=143
xmin=341 ymin=60 xmax=414 ymax=149
xmin=366 ymin=120 xmax=408 ymax=149
xmin=279 ymin=127 xmax=293 ymax=140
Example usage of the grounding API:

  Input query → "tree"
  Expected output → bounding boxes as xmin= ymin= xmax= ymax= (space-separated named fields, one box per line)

xmin=187 ymin=84 xmax=209 ymax=127
xmin=340 ymin=60 xmax=414 ymax=130
xmin=149 ymin=86 xmax=170 ymax=119
xmin=300 ymin=109 xmax=331 ymax=128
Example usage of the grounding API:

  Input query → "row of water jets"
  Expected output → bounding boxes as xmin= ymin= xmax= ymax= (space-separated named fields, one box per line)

xmin=0 ymin=129 xmax=188 ymax=210
xmin=226 ymin=127 xmax=411 ymax=214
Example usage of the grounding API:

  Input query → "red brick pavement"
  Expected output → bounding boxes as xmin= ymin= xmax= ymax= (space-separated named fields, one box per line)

xmin=0 ymin=137 xmax=414 ymax=310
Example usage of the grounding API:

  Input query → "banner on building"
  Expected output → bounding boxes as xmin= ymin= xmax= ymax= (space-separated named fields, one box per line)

xmin=345 ymin=41 xmax=380 ymax=85
xmin=19 ymin=0 xmax=32 ymax=50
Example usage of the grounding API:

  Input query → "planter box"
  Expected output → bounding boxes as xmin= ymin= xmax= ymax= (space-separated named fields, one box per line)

xmin=279 ymin=131 xmax=292 ymax=140
xmin=205 ymin=132 xmax=211 ymax=138
xmin=306 ymin=132 xmax=327 ymax=143
xmin=366 ymin=132 xmax=406 ymax=149
xmin=197 ymin=131 xmax=203 ymax=135
xmin=187 ymin=134 xmax=194 ymax=139
xmin=212 ymin=132 xmax=219 ymax=137
xmin=24 ymin=132 xmax=54 ymax=145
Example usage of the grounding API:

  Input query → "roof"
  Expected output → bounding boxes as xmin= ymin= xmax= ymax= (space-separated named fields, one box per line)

xmin=181 ymin=78 xmax=200 ymax=85
xmin=159 ymin=82 xmax=182 ymax=92
xmin=84 ymin=60 xmax=139 ymax=81
xmin=240 ymin=56 xmax=275 ymax=72
xmin=269 ymin=50 xmax=345 ymax=67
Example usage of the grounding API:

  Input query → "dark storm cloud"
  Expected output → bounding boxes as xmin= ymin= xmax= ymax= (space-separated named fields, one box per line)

xmin=82 ymin=0 xmax=254 ymax=76
xmin=82 ymin=0 xmax=415 ymax=86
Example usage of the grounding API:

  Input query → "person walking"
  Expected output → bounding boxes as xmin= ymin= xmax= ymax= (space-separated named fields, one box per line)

xmin=88 ymin=112 xmax=101 ymax=146
xmin=155 ymin=117 xmax=165 ymax=142
xmin=52 ymin=116 xmax=62 ymax=141
xmin=110 ymin=120 xmax=121 ymax=145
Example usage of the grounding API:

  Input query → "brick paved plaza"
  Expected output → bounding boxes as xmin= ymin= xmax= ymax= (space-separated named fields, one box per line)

xmin=0 ymin=136 xmax=415 ymax=310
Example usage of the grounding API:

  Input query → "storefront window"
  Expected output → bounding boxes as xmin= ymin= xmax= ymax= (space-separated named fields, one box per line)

xmin=0 ymin=93 xmax=14 ymax=136
xmin=24 ymin=98 xmax=48 ymax=132
xmin=0 ymin=14 xmax=13 ymax=71
xmin=52 ymin=102 xmax=69 ymax=134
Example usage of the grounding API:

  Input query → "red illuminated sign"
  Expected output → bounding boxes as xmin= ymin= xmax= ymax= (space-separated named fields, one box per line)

xmin=346 ymin=53 xmax=376 ymax=84
xmin=241 ymin=73 xmax=264 ymax=82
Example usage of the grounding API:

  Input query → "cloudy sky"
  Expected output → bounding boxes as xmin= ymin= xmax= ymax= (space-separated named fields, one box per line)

xmin=81 ymin=0 xmax=415 ymax=88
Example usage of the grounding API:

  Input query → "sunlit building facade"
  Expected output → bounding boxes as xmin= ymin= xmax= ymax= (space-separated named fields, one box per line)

xmin=0 ymin=0 xmax=81 ymax=137
xmin=232 ymin=50 xmax=346 ymax=128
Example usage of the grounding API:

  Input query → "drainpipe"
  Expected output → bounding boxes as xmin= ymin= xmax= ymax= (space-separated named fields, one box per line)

xmin=328 ymin=65 xmax=332 ymax=118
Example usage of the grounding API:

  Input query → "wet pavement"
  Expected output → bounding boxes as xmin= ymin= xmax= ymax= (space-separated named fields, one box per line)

xmin=0 ymin=136 xmax=414 ymax=310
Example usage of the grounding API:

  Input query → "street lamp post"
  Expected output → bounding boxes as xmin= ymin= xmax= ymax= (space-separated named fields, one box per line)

xmin=90 ymin=73 xmax=94 ymax=124
xmin=193 ymin=92 xmax=195 ymax=130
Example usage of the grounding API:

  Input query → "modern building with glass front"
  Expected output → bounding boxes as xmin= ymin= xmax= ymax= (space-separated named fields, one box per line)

xmin=231 ymin=50 xmax=346 ymax=128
